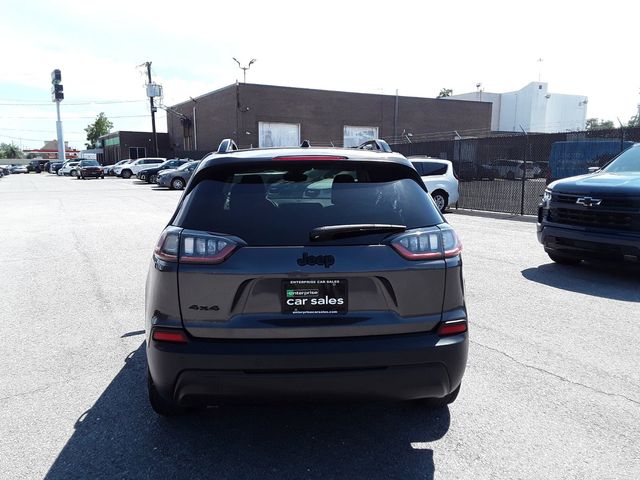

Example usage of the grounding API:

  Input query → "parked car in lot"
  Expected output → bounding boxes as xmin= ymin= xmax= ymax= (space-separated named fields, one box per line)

xmin=9 ymin=164 xmax=28 ymax=174
xmin=455 ymin=161 xmax=496 ymax=181
xmin=538 ymin=143 xmax=640 ymax=265
xmin=492 ymin=159 xmax=535 ymax=180
xmin=114 ymin=157 xmax=165 ymax=179
xmin=410 ymin=157 xmax=459 ymax=212
xmin=146 ymin=139 xmax=468 ymax=416
xmin=155 ymin=160 xmax=200 ymax=190
xmin=75 ymin=159 xmax=104 ymax=179
xmin=48 ymin=161 xmax=64 ymax=174
xmin=103 ymin=159 xmax=131 ymax=176
xmin=0 ymin=165 xmax=12 ymax=175
xmin=137 ymin=159 xmax=190 ymax=183
xmin=58 ymin=161 xmax=80 ymax=176
xmin=27 ymin=159 xmax=48 ymax=173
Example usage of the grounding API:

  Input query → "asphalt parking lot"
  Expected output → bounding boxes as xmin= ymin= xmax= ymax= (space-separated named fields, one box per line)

xmin=1 ymin=173 xmax=639 ymax=480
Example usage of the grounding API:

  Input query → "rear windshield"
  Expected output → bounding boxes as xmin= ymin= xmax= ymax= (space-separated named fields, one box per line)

xmin=412 ymin=162 xmax=448 ymax=176
xmin=173 ymin=161 xmax=442 ymax=246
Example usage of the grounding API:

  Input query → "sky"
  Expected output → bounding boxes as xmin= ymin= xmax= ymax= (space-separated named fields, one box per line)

xmin=1 ymin=0 xmax=639 ymax=150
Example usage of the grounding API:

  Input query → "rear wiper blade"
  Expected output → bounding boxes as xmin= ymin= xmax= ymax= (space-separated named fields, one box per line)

xmin=309 ymin=224 xmax=406 ymax=242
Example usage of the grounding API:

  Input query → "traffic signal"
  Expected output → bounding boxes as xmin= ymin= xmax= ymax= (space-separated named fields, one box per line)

xmin=51 ymin=84 xmax=64 ymax=101
xmin=51 ymin=69 xmax=62 ymax=85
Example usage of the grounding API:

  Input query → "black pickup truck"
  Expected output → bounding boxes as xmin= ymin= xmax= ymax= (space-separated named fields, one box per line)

xmin=537 ymin=143 xmax=640 ymax=265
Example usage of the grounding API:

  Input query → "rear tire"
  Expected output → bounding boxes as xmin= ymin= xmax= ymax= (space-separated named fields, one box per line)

xmin=171 ymin=178 xmax=185 ymax=190
xmin=148 ymin=369 xmax=187 ymax=417
xmin=122 ymin=169 xmax=132 ymax=179
xmin=414 ymin=384 xmax=461 ymax=408
xmin=431 ymin=190 xmax=449 ymax=213
xmin=148 ymin=174 xmax=157 ymax=184
xmin=547 ymin=252 xmax=581 ymax=265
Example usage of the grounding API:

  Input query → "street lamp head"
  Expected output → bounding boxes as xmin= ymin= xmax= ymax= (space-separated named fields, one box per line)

xmin=249 ymin=59 xmax=257 ymax=66
xmin=233 ymin=57 xmax=241 ymax=67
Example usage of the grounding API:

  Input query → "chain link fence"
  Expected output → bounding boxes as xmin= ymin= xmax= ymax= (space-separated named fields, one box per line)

xmin=391 ymin=126 xmax=640 ymax=215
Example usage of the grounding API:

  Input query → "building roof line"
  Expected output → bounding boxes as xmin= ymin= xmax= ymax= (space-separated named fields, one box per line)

xmin=169 ymin=82 xmax=490 ymax=109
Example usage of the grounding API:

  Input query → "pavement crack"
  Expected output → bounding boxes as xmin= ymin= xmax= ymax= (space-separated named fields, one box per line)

xmin=471 ymin=339 xmax=640 ymax=407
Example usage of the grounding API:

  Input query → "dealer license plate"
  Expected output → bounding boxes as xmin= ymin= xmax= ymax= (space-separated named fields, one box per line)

xmin=281 ymin=279 xmax=348 ymax=314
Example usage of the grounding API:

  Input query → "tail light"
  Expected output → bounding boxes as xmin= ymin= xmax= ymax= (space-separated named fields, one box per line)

xmin=152 ymin=328 xmax=188 ymax=343
xmin=390 ymin=225 xmax=462 ymax=260
xmin=438 ymin=319 xmax=467 ymax=336
xmin=154 ymin=227 xmax=239 ymax=264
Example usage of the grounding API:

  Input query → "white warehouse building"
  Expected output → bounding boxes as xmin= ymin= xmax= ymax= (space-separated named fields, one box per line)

xmin=448 ymin=82 xmax=588 ymax=133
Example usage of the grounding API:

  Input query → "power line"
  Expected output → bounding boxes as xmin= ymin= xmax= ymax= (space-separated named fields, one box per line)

xmin=0 ymin=114 xmax=160 ymax=120
xmin=0 ymin=100 xmax=147 ymax=106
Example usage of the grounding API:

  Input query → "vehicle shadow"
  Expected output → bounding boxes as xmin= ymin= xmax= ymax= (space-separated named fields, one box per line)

xmin=521 ymin=262 xmax=640 ymax=302
xmin=45 ymin=343 xmax=448 ymax=480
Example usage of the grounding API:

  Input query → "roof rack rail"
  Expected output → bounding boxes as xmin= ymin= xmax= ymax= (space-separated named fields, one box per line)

xmin=217 ymin=139 xmax=238 ymax=153
xmin=300 ymin=139 xmax=311 ymax=148
xmin=355 ymin=139 xmax=392 ymax=153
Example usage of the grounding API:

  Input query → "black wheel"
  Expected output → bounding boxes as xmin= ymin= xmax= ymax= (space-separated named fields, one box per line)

xmin=506 ymin=171 xmax=515 ymax=180
xmin=431 ymin=190 xmax=449 ymax=213
xmin=171 ymin=177 xmax=185 ymax=190
xmin=148 ymin=174 xmax=157 ymax=184
xmin=122 ymin=169 xmax=132 ymax=179
xmin=547 ymin=252 xmax=581 ymax=265
xmin=101 ymin=175 xmax=105 ymax=179
xmin=414 ymin=384 xmax=461 ymax=408
xmin=70 ymin=170 xmax=77 ymax=177
xmin=148 ymin=369 xmax=187 ymax=416
xmin=140 ymin=174 xmax=147 ymax=181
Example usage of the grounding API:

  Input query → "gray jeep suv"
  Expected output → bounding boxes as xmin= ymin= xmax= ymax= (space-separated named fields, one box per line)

xmin=145 ymin=141 xmax=468 ymax=415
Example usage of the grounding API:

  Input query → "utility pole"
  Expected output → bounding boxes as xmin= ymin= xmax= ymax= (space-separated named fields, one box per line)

xmin=145 ymin=62 xmax=159 ymax=156
xmin=51 ymin=69 xmax=65 ymax=162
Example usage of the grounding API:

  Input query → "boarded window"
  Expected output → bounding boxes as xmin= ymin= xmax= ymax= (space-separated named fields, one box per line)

xmin=258 ymin=122 xmax=300 ymax=148
xmin=343 ymin=126 xmax=379 ymax=148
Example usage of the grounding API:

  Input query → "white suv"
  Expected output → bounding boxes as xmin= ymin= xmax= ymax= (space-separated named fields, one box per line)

xmin=58 ymin=161 xmax=80 ymax=177
xmin=410 ymin=157 xmax=459 ymax=212
xmin=114 ymin=157 xmax=165 ymax=179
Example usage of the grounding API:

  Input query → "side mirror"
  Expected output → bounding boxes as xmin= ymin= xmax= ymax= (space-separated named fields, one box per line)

xmin=587 ymin=166 xmax=600 ymax=173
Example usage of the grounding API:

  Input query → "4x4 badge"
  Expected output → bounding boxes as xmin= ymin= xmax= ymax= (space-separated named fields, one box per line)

xmin=576 ymin=197 xmax=602 ymax=207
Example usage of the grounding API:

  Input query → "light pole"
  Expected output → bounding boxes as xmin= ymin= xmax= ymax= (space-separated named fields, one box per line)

xmin=233 ymin=57 xmax=256 ymax=83
xmin=51 ymin=69 xmax=65 ymax=162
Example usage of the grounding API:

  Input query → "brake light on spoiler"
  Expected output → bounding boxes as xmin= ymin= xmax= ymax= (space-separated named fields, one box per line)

xmin=273 ymin=155 xmax=348 ymax=161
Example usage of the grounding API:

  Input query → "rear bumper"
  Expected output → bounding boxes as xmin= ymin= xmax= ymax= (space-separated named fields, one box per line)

xmin=147 ymin=330 xmax=468 ymax=405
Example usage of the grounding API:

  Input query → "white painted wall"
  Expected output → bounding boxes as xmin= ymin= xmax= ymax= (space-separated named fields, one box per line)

xmin=449 ymin=82 xmax=587 ymax=133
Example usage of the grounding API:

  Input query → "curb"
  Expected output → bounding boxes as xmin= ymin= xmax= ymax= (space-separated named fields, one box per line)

xmin=447 ymin=208 xmax=538 ymax=224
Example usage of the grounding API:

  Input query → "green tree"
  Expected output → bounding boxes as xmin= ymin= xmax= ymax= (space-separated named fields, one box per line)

xmin=0 ymin=142 xmax=25 ymax=159
xmin=627 ymin=114 xmax=640 ymax=128
xmin=437 ymin=88 xmax=453 ymax=98
xmin=84 ymin=112 xmax=113 ymax=148
xmin=585 ymin=118 xmax=615 ymax=130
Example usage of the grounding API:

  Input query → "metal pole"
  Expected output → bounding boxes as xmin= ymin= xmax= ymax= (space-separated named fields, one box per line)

xmin=55 ymin=100 xmax=65 ymax=162
xmin=519 ymin=125 xmax=528 ymax=216
xmin=192 ymin=105 xmax=197 ymax=150
xmin=146 ymin=62 xmax=159 ymax=157
xmin=393 ymin=89 xmax=399 ymax=142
